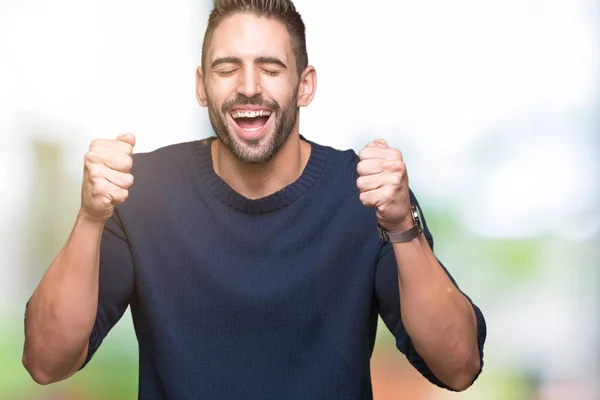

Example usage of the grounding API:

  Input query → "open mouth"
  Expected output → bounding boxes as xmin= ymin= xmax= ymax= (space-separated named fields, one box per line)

xmin=229 ymin=109 xmax=273 ymax=134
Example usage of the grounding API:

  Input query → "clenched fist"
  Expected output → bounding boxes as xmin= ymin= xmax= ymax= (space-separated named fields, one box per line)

xmin=80 ymin=133 xmax=136 ymax=223
xmin=356 ymin=139 xmax=412 ymax=232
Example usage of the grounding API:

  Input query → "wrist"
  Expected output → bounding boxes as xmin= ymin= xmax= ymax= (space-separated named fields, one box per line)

xmin=377 ymin=204 xmax=423 ymax=243
xmin=76 ymin=210 xmax=107 ymax=231
xmin=388 ymin=214 xmax=416 ymax=233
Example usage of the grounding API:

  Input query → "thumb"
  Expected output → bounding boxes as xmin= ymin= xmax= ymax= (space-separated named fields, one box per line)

xmin=117 ymin=133 xmax=136 ymax=147
xmin=373 ymin=138 xmax=388 ymax=148
xmin=365 ymin=139 xmax=388 ymax=149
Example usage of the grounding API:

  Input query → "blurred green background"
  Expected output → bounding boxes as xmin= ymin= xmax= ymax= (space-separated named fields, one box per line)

xmin=1 ymin=0 xmax=598 ymax=399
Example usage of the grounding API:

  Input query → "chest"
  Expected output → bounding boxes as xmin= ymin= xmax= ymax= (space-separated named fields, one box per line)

xmin=129 ymin=195 xmax=380 ymax=329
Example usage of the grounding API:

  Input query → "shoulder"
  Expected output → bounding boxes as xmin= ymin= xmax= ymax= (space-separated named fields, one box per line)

xmin=305 ymin=137 xmax=360 ymax=177
xmin=124 ymin=138 xmax=211 ymax=201
xmin=304 ymin=137 xmax=364 ymax=206
xmin=132 ymin=140 xmax=203 ymax=170
xmin=130 ymin=137 xmax=214 ymax=178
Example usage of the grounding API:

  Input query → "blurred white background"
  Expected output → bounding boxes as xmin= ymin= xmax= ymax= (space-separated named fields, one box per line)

xmin=1 ymin=0 xmax=598 ymax=399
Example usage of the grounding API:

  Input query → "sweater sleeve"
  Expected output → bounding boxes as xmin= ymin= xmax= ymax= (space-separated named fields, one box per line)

xmin=80 ymin=208 xmax=135 ymax=369
xmin=373 ymin=190 xmax=487 ymax=390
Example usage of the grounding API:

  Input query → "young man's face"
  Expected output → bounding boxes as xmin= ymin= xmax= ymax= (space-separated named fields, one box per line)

xmin=198 ymin=13 xmax=302 ymax=164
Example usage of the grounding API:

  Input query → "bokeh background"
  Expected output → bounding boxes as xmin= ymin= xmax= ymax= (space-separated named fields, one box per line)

xmin=1 ymin=0 xmax=599 ymax=399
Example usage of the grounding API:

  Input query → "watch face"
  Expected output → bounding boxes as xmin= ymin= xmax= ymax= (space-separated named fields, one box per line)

xmin=412 ymin=204 xmax=423 ymax=233
xmin=377 ymin=224 xmax=387 ymax=240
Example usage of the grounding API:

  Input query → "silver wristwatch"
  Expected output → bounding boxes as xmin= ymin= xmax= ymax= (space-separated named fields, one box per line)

xmin=377 ymin=204 xmax=423 ymax=243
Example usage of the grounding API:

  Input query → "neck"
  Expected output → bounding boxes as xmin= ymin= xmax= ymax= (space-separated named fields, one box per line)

xmin=211 ymin=130 xmax=311 ymax=200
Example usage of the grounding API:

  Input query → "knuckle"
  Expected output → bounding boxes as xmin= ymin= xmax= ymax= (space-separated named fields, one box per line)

xmin=119 ymin=141 xmax=133 ymax=155
xmin=359 ymin=192 xmax=373 ymax=206
xmin=83 ymin=151 xmax=94 ymax=164
xmin=88 ymin=164 xmax=102 ymax=178
xmin=385 ymin=160 xmax=404 ymax=173
xmin=91 ymin=182 xmax=103 ymax=197
xmin=123 ymin=154 xmax=133 ymax=169
xmin=385 ymin=187 xmax=396 ymax=201
xmin=120 ymin=174 xmax=133 ymax=188
xmin=356 ymin=162 xmax=366 ymax=175
xmin=391 ymin=149 xmax=403 ymax=160
xmin=89 ymin=139 xmax=100 ymax=151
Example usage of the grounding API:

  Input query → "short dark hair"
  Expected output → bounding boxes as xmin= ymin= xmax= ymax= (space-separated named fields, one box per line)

xmin=201 ymin=0 xmax=308 ymax=76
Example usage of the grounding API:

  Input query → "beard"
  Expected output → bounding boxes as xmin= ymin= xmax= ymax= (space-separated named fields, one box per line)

xmin=206 ymin=90 xmax=299 ymax=164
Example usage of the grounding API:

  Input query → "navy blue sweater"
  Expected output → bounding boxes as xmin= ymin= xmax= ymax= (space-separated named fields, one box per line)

xmin=84 ymin=136 xmax=486 ymax=399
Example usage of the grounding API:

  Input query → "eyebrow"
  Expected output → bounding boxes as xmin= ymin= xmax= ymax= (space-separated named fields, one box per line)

xmin=256 ymin=57 xmax=287 ymax=69
xmin=211 ymin=56 xmax=287 ymax=69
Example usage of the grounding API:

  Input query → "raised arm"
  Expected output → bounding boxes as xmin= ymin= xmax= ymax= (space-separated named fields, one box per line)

xmin=358 ymin=139 xmax=485 ymax=391
xmin=22 ymin=134 xmax=136 ymax=384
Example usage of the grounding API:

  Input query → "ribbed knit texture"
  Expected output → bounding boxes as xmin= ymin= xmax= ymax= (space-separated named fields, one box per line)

xmin=193 ymin=136 xmax=328 ymax=214
xmin=83 ymin=136 xmax=487 ymax=400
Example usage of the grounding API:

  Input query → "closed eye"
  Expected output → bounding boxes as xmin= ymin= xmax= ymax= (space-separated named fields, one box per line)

xmin=216 ymin=69 xmax=237 ymax=77
xmin=262 ymin=69 xmax=280 ymax=77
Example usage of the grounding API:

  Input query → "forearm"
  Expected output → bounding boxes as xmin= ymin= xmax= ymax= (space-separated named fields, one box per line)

xmin=393 ymin=234 xmax=480 ymax=391
xmin=23 ymin=213 xmax=104 ymax=384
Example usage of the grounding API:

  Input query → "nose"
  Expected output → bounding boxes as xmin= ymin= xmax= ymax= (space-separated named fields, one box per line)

xmin=236 ymin=66 xmax=262 ymax=98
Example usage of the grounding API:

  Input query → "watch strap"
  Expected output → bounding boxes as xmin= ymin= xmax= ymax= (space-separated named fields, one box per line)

xmin=378 ymin=222 xmax=421 ymax=243
xmin=377 ymin=204 xmax=423 ymax=243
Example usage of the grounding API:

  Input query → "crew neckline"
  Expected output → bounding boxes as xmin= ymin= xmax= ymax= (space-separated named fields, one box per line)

xmin=191 ymin=136 xmax=328 ymax=214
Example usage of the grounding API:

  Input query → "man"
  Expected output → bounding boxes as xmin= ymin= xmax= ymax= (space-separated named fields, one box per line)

xmin=22 ymin=0 xmax=486 ymax=398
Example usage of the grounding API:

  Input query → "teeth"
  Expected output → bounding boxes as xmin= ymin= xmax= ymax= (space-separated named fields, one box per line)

xmin=230 ymin=110 xmax=272 ymax=119
xmin=243 ymin=126 xmax=262 ymax=132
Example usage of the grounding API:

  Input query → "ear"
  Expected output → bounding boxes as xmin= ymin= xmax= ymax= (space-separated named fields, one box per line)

xmin=296 ymin=66 xmax=317 ymax=108
xmin=196 ymin=66 xmax=208 ymax=107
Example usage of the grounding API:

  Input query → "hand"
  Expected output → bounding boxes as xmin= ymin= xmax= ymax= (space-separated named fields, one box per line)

xmin=356 ymin=139 xmax=412 ymax=232
xmin=79 ymin=133 xmax=136 ymax=223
